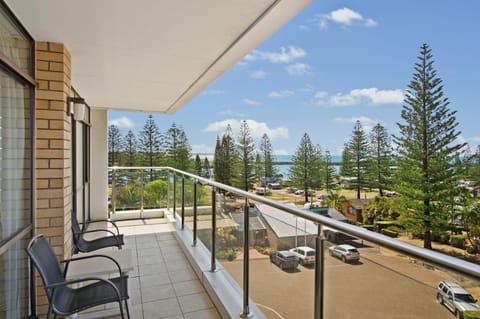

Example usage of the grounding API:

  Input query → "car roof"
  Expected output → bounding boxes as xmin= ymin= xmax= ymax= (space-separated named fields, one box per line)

xmin=294 ymin=246 xmax=315 ymax=251
xmin=278 ymin=250 xmax=297 ymax=256
xmin=441 ymin=281 xmax=470 ymax=294
xmin=335 ymin=244 xmax=356 ymax=249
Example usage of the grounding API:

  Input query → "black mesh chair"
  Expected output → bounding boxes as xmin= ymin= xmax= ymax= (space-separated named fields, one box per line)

xmin=26 ymin=234 xmax=130 ymax=319
xmin=72 ymin=216 xmax=124 ymax=253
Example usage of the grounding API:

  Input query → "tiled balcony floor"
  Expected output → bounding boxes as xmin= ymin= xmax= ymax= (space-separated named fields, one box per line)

xmin=84 ymin=218 xmax=221 ymax=319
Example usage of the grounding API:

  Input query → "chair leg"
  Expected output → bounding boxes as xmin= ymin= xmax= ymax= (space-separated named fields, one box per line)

xmin=118 ymin=301 xmax=125 ymax=319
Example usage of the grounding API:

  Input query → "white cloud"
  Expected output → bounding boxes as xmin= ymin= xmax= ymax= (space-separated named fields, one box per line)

xmin=268 ymin=90 xmax=294 ymax=98
xmin=191 ymin=144 xmax=215 ymax=154
xmin=245 ymin=46 xmax=307 ymax=64
xmin=298 ymin=24 xmax=309 ymax=31
xmin=201 ymin=89 xmax=224 ymax=95
xmin=219 ymin=109 xmax=244 ymax=117
xmin=203 ymin=119 xmax=288 ymax=140
xmin=108 ymin=116 xmax=135 ymax=129
xmin=315 ymin=7 xmax=378 ymax=29
xmin=250 ymin=69 xmax=267 ymax=79
xmin=285 ymin=63 xmax=311 ymax=75
xmin=243 ymin=99 xmax=262 ymax=106
xmin=274 ymin=149 xmax=290 ymax=156
xmin=314 ymin=88 xmax=404 ymax=107
xmin=350 ymin=88 xmax=404 ymax=104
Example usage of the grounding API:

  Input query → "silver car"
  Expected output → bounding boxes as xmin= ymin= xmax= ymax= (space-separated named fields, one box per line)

xmin=328 ymin=244 xmax=360 ymax=263
xmin=289 ymin=246 xmax=315 ymax=266
xmin=437 ymin=281 xmax=480 ymax=319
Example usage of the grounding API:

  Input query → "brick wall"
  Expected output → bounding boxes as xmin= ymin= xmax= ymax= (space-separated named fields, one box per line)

xmin=35 ymin=41 xmax=72 ymax=315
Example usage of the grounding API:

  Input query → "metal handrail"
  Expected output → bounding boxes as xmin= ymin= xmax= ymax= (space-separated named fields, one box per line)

xmin=109 ymin=165 xmax=480 ymax=280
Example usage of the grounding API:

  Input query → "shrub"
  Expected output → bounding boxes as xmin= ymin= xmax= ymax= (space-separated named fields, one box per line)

xmin=381 ymin=228 xmax=398 ymax=238
xmin=464 ymin=311 xmax=480 ymax=319
xmin=361 ymin=224 xmax=375 ymax=231
xmin=450 ymin=234 xmax=466 ymax=249
xmin=432 ymin=231 xmax=450 ymax=244
xmin=466 ymin=245 xmax=479 ymax=255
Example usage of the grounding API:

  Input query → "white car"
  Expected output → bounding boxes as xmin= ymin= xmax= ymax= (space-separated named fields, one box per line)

xmin=437 ymin=281 xmax=480 ymax=318
xmin=328 ymin=244 xmax=360 ymax=263
xmin=289 ymin=246 xmax=315 ymax=266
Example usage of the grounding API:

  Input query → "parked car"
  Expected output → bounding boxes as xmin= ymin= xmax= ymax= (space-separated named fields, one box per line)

xmin=270 ymin=250 xmax=299 ymax=270
xmin=255 ymin=187 xmax=271 ymax=195
xmin=328 ymin=244 xmax=360 ymax=263
xmin=289 ymin=246 xmax=315 ymax=266
xmin=294 ymin=189 xmax=304 ymax=195
xmin=286 ymin=187 xmax=298 ymax=193
xmin=437 ymin=281 xmax=480 ymax=318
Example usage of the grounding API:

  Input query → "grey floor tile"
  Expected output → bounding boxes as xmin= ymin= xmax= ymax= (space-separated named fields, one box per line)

xmin=183 ymin=308 xmax=221 ymax=319
xmin=139 ymin=263 xmax=168 ymax=276
xmin=173 ymin=279 xmax=204 ymax=296
xmin=143 ymin=297 xmax=182 ymax=319
xmin=177 ymin=292 xmax=214 ymax=313
xmin=141 ymin=283 xmax=176 ymax=303
xmin=168 ymin=268 xmax=198 ymax=283
xmin=140 ymin=273 xmax=171 ymax=288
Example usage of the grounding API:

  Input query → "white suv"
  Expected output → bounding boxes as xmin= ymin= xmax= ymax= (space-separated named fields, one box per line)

xmin=437 ymin=281 xmax=480 ymax=319
xmin=289 ymin=246 xmax=315 ymax=266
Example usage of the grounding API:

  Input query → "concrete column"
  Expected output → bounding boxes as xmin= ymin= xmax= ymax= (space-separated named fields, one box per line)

xmin=90 ymin=109 xmax=108 ymax=220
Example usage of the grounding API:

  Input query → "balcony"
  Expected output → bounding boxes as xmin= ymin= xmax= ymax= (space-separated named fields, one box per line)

xmin=96 ymin=167 xmax=480 ymax=319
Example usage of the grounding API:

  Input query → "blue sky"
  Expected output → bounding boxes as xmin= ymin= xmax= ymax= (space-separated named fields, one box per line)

xmin=109 ymin=0 xmax=480 ymax=156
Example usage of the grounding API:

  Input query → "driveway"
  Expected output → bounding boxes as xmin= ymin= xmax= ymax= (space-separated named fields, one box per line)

xmin=222 ymin=244 xmax=456 ymax=319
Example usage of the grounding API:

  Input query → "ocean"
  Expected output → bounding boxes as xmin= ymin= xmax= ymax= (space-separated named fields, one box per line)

xmin=274 ymin=154 xmax=342 ymax=179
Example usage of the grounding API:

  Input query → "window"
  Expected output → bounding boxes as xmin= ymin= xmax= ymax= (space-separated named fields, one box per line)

xmin=0 ymin=3 xmax=34 ymax=318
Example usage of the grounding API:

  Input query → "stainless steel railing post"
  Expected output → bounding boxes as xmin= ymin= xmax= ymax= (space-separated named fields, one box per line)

xmin=173 ymin=174 xmax=176 ymax=219
xmin=193 ymin=180 xmax=197 ymax=246
xmin=111 ymin=169 xmax=116 ymax=214
xmin=140 ymin=170 xmax=144 ymax=214
xmin=211 ymin=187 xmax=216 ymax=272
xmin=181 ymin=176 xmax=185 ymax=230
xmin=241 ymin=198 xmax=250 ymax=318
xmin=314 ymin=224 xmax=324 ymax=319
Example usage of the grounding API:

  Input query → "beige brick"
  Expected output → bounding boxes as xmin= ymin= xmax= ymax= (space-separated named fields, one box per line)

xmin=36 ymin=42 xmax=48 ymax=51
xmin=36 ymin=109 xmax=66 ymax=120
xmin=36 ymin=179 xmax=49 ymax=189
xmin=37 ymin=129 xmax=67 ymax=139
xmin=49 ymin=198 xmax=65 ymax=208
xmin=35 ymin=218 xmax=50 ymax=228
xmin=49 ymin=236 xmax=64 ymax=246
xmin=36 ymin=89 xmax=65 ymax=101
xmin=37 ymin=60 xmax=49 ymax=71
xmin=49 ymin=159 xmax=66 ymax=168
xmin=36 ymin=51 xmax=64 ymax=63
xmin=40 ymin=226 xmax=64 ymax=237
xmin=36 ymin=208 xmax=66 ymax=218
xmin=37 ymin=199 xmax=49 ymax=209
xmin=48 ymin=42 xmax=64 ymax=53
xmin=37 ymin=188 xmax=64 ymax=199
xmin=36 ymin=159 xmax=49 ymax=168
xmin=36 ymin=139 xmax=49 ymax=149
xmin=49 ymin=62 xmax=65 ymax=72
xmin=49 ymin=100 xmax=67 ymax=111
xmin=36 ymin=169 xmax=64 ymax=179
xmin=49 ymin=80 xmax=68 ymax=92
xmin=49 ymin=139 xmax=69 ymax=150
xmin=49 ymin=120 xmax=67 ymax=130
xmin=36 ymin=119 xmax=49 ymax=129
xmin=49 ymin=178 xmax=64 ymax=188
xmin=50 ymin=217 xmax=64 ymax=227
xmin=36 ymin=99 xmax=49 ymax=110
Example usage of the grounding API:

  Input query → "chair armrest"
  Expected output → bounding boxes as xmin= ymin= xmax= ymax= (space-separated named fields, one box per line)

xmin=79 ymin=228 xmax=121 ymax=238
xmin=61 ymin=254 xmax=123 ymax=277
xmin=47 ymin=276 xmax=123 ymax=301
xmin=86 ymin=219 xmax=121 ymax=235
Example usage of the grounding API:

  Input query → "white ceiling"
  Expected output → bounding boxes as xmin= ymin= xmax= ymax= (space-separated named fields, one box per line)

xmin=7 ymin=0 xmax=311 ymax=114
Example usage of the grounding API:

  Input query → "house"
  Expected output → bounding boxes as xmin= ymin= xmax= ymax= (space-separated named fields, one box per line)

xmin=342 ymin=198 xmax=375 ymax=223
xmin=230 ymin=211 xmax=267 ymax=246
xmin=0 ymin=1 xmax=311 ymax=317
xmin=255 ymin=203 xmax=318 ymax=250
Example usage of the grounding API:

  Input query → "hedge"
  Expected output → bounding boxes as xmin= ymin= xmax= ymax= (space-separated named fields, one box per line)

xmin=450 ymin=234 xmax=467 ymax=249
xmin=464 ymin=311 xmax=480 ymax=319
xmin=381 ymin=228 xmax=398 ymax=238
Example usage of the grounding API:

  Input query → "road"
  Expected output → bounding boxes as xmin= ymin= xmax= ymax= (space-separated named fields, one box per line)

xmin=222 ymin=245 xmax=456 ymax=319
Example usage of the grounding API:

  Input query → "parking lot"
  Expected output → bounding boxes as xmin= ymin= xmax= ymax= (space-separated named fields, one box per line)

xmin=222 ymin=245 xmax=456 ymax=319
